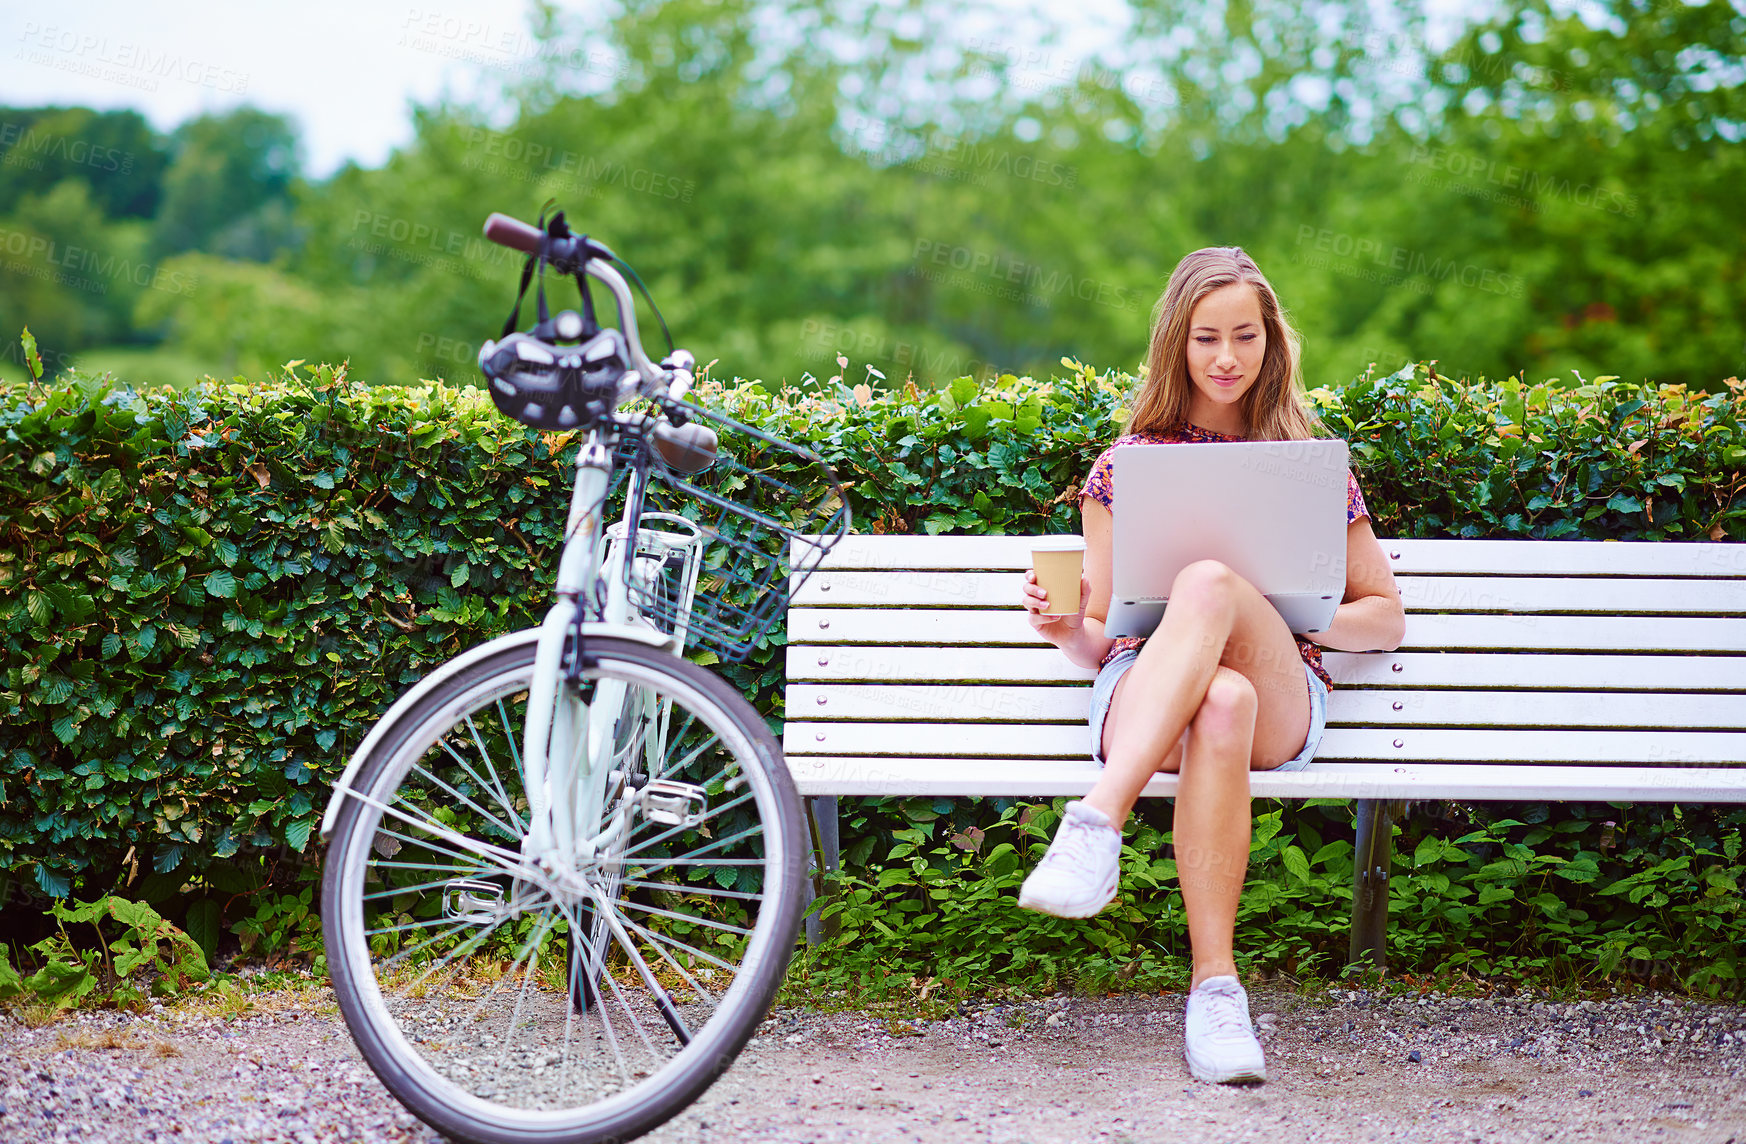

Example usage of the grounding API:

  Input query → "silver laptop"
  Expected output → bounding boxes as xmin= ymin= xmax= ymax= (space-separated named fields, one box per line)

xmin=1105 ymin=439 xmax=1351 ymax=637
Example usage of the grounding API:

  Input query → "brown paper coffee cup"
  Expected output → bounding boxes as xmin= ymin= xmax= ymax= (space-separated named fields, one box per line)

xmin=1031 ymin=536 xmax=1086 ymax=616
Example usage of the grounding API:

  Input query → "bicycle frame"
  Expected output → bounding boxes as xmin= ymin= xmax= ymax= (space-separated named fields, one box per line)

xmin=324 ymin=255 xmax=697 ymax=856
xmin=522 ymin=425 xmax=686 ymax=877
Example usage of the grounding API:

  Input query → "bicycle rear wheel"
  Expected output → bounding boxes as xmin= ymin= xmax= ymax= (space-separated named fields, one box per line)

xmin=322 ymin=636 xmax=805 ymax=1144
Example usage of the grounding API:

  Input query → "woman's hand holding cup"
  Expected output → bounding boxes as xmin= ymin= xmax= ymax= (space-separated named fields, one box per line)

xmin=1025 ymin=536 xmax=1088 ymax=634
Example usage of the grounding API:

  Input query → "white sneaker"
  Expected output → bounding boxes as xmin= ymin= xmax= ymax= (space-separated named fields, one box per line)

xmin=1184 ymin=975 xmax=1267 ymax=1083
xmin=1016 ymin=801 xmax=1121 ymax=918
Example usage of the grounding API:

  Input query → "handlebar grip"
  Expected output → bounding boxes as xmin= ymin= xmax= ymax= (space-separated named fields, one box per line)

xmin=483 ymin=212 xmax=544 ymax=254
xmin=652 ymin=420 xmax=719 ymax=475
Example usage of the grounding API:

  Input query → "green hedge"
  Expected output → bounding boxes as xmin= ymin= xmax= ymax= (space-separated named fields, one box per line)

xmin=4 ymin=340 xmax=1744 ymax=991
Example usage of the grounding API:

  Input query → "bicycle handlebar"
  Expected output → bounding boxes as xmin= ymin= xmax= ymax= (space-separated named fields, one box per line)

xmin=482 ymin=212 xmax=544 ymax=254
xmin=481 ymin=212 xmax=683 ymax=404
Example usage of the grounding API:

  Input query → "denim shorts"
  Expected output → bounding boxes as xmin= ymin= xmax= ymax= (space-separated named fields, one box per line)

xmin=1088 ymin=647 xmax=1328 ymax=770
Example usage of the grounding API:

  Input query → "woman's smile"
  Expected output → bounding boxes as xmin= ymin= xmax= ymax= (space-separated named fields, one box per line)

xmin=1183 ymin=281 xmax=1268 ymax=431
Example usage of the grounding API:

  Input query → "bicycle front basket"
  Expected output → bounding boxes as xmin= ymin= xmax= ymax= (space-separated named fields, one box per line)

xmin=626 ymin=401 xmax=850 ymax=662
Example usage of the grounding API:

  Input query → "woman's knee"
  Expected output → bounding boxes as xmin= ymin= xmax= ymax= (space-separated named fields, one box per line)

xmin=1191 ymin=666 xmax=1257 ymax=738
xmin=1169 ymin=559 xmax=1240 ymax=617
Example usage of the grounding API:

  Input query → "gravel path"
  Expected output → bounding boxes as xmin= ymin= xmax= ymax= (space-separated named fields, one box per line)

xmin=3 ymin=983 xmax=1743 ymax=1143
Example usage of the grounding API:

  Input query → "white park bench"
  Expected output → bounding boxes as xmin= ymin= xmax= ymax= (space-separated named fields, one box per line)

xmin=782 ymin=534 xmax=1746 ymax=966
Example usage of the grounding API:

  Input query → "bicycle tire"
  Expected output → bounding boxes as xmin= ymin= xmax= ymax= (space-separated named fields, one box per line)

xmin=322 ymin=636 xmax=806 ymax=1144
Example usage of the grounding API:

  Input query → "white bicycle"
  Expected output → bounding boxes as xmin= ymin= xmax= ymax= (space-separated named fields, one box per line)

xmin=319 ymin=208 xmax=847 ymax=1144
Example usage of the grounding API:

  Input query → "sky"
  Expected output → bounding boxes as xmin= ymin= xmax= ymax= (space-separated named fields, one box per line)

xmin=1 ymin=0 xmax=1141 ymax=177
xmin=4 ymin=0 xmax=550 ymax=175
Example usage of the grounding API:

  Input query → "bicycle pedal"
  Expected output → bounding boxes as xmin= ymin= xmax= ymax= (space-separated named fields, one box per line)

xmin=641 ymin=780 xmax=708 ymax=827
xmin=442 ymin=878 xmax=507 ymax=923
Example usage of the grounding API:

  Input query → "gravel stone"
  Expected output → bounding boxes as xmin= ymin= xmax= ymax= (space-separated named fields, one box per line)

xmin=2 ymin=984 xmax=1743 ymax=1143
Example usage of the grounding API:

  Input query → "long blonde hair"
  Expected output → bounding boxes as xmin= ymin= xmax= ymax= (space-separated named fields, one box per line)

xmin=1126 ymin=247 xmax=1328 ymax=441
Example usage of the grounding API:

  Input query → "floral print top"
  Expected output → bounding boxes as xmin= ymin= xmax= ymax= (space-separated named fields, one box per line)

xmin=1080 ymin=420 xmax=1370 ymax=691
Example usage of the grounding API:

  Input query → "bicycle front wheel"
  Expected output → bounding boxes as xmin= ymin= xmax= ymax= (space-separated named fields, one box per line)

xmin=322 ymin=636 xmax=806 ymax=1144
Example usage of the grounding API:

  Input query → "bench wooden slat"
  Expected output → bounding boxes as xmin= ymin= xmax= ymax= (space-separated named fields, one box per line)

xmin=789 ymin=645 xmax=1100 ymax=683
xmin=784 ymin=721 xmax=1746 ymax=764
xmin=788 ymin=684 xmax=1746 ymax=730
xmin=798 ymin=535 xmax=1746 ymax=578
xmin=794 ymin=571 xmax=1746 ymax=615
xmin=1329 ymin=651 xmax=1746 ymax=690
xmin=789 ymin=646 xmax=1746 ymax=689
xmin=783 ymin=756 xmax=1746 ymax=801
xmin=788 ymin=608 xmax=1746 ymax=652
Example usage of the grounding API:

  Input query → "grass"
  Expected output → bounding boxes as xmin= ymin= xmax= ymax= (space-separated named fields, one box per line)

xmin=53 ymin=1026 xmax=143 ymax=1052
xmin=769 ymin=943 xmax=1708 ymax=1025
xmin=0 ymin=965 xmax=339 ymax=1030
xmin=4 ymin=935 xmax=1723 ymax=1035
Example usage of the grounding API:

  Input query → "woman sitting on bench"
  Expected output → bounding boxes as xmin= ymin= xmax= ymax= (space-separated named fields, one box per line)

xmin=1017 ymin=246 xmax=1406 ymax=1084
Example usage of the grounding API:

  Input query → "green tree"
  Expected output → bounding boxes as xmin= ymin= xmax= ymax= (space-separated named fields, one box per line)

xmin=152 ymin=108 xmax=302 ymax=260
xmin=0 ymin=106 xmax=169 ymax=219
xmin=0 ymin=180 xmax=152 ymax=353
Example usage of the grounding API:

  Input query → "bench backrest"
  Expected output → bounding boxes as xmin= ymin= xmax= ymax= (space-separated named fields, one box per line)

xmin=782 ymin=536 xmax=1746 ymax=801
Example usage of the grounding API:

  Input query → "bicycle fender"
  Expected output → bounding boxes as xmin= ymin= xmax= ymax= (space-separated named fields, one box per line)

xmin=319 ymin=622 xmax=677 ymax=839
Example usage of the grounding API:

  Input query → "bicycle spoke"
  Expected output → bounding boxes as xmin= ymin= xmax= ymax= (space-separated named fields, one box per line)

xmin=620 ymin=820 xmax=765 ymax=880
xmin=367 ymin=857 xmax=503 ymax=876
xmin=609 ymin=857 xmax=767 ymax=872
xmin=464 ymin=707 xmax=527 ymax=822
xmin=383 ymin=914 xmax=516 ymax=1005
xmin=603 ymin=910 xmax=723 ymax=1013
xmin=503 ymin=918 xmax=551 ymax=1050
xmin=590 ymin=930 xmax=667 ymax=1068
xmin=372 ymin=915 xmax=496 ymax=984
xmin=368 ymin=822 xmax=513 ymax=872
xmin=365 ymin=912 xmax=485 ymax=943
xmin=614 ymin=876 xmax=762 ymax=902
xmin=362 ymin=871 xmax=501 ymax=902
xmin=616 ymin=788 xmax=757 ymax=862
xmin=567 ymin=917 xmax=634 ymax=1086
xmin=430 ymin=736 xmax=526 ymax=840
xmin=608 ymin=896 xmax=754 ymax=938
xmin=408 ymin=761 xmax=524 ymax=845
xmin=436 ymin=911 xmax=563 ymax=1063
xmin=353 ymin=787 xmax=528 ymax=869
xmin=615 ymin=910 xmax=747 ymax=976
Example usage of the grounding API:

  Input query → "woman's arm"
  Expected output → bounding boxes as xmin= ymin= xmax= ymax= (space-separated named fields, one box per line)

xmin=1303 ymin=515 xmax=1408 ymax=652
xmin=1020 ymin=497 xmax=1117 ymax=671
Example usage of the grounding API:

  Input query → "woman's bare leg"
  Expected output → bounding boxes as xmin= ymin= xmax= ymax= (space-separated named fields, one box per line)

xmin=1083 ymin=559 xmax=1311 ymax=826
xmin=1174 ymin=670 xmax=1259 ymax=989
xmin=1082 ymin=559 xmax=1315 ymax=987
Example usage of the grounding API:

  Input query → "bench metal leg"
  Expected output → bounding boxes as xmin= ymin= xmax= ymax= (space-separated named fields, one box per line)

xmin=1348 ymin=799 xmax=1402 ymax=971
xmin=803 ymin=795 xmax=840 ymax=946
